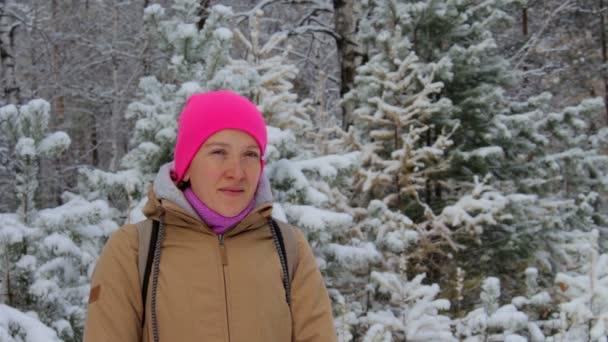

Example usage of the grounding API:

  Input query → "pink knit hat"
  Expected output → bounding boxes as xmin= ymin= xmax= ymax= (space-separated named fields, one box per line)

xmin=173 ymin=90 xmax=267 ymax=182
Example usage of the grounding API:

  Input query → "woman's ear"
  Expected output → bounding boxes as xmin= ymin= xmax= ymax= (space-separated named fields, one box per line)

xmin=176 ymin=171 xmax=191 ymax=190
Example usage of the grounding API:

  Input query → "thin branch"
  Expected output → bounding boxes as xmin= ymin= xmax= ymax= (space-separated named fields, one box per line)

xmin=287 ymin=24 xmax=341 ymax=41
xmin=510 ymin=0 xmax=575 ymax=69
xmin=233 ymin=0 xmax=284 ymax=24
xmin=296 ymin=7 xmax=334 ymax=27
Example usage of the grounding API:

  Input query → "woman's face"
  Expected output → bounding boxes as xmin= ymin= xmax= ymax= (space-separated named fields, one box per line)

xmin=183 ymin=129 xmax=262 ymax=217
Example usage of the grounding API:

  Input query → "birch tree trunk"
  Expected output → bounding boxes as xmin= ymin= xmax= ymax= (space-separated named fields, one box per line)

xmin=0 ymin=0 xmax=20 ymax=105
xmin=109 ymin=0 xmax=121 ymax=171
xmin=51 ymin=0 xmax=64 ymax=122
xmin=333 ymin=0 xmax=359 ymax=129
xmin=142 ymin=0 xmax=151 ymax=76
xmin=599 ymin=0 xmax=608 ymax=120
xmin=522 ymin=4 xmax=528 ymax=36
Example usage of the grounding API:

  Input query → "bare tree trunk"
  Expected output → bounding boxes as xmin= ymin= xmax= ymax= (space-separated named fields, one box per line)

xmin=333 ymin=0 xmax=359 ymax=130
xmin=142 ymin=0 xmax=151 ymax=76
xmin=600 ymin=0 xmax=608 ymax=121
xmin=51 ymin=0 xmax=64 ymax=122
xmin=522 ymin=5 xmax=528 ymax=36
xmin=91 ymin=119 xmax=99 ymax=166
xmin=0 ymin=0 xmax=20 ymax=105
xmin=49 ymin=0 xmax=67 ymax=209
xmin=28 ymin=4 xmax=39 ymax=98
xmin=109 ymin=0 xmax=121 ymax=171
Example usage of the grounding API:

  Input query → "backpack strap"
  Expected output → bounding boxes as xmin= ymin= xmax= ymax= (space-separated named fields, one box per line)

xmin=269 ymin=218 xmax=299 ymax=306
xmin=272 ymin=219 xmax=298 ymax=284
xmin=136 ymin=219 xmax=159 ymax=328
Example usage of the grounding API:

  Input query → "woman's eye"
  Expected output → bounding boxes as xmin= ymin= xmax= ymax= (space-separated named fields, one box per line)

xmin=211 ymin=150 xmax=227 ymax=156
xmin=244 ymin=151 xmax=260 ymax=159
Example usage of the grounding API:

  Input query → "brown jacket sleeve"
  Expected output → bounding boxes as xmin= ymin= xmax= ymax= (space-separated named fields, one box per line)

xmin=83 ymin=225 xmax=142 ymax=342
xmin=290 ymin=229 xmax=338 ymax=342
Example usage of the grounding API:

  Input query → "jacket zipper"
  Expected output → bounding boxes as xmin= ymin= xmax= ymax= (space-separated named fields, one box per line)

xmin=218 ymin=234 xmax=231 ymax=342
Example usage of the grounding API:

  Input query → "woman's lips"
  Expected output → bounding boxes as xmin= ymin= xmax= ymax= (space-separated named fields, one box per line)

xmin=219 ymin=188 xmax=244 ymax=196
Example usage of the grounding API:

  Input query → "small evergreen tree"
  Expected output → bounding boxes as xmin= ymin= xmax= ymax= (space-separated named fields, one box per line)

xmin=25 ymin=193 xmax=117 ymax=341
xmin=487 ymin=95 xmax=608 ymax=281
xmin=0 ymin=99 xmax=70 ymax=314
xmin=454 ymin=277 xmax=530 ymax=341
xmin=0 ymin=100 xmax=70 ymax=223
xmin=553 ymin=229 xmax=608 ymax=341
xmin=0 ymin=304 xmax=60 ymax=342
xmin=0 ymin=99 xmax=118 ymax=340
xmin=363 ymin=256 xmax=456 ymax=341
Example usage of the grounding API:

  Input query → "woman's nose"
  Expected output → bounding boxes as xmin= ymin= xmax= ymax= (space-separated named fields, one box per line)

xmin=224 ymin=157 xmax=246 ymax=179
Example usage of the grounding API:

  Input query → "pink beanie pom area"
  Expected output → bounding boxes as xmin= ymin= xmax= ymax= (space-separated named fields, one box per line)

xmin=173 ymin=90 xmax=267 ymax=182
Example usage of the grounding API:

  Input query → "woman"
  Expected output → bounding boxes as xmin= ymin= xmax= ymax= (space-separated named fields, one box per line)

xmin=84 ymin=90 xmax=337 ymax=341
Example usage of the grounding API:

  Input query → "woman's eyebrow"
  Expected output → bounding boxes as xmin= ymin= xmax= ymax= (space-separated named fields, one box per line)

xmin=204 ymin=142 xmax=259 ymax=151
xmin=203 ymin=142 xmax=230 ymax=148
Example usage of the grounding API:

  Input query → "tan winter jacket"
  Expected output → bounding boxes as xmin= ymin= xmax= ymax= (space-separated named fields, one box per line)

xmin=84 ymin=163 xmax=337 ymax=342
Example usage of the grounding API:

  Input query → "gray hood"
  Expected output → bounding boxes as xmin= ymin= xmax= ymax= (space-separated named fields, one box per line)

xmin=152 ymin=162 xmax=273 ymax=218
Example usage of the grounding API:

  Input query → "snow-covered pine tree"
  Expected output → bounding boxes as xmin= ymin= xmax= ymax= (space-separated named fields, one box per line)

xmin=454 ymin=93 xmax=608 ymax=339
xmin=553 ymin=229 xmax=608 ymax=341
xmin=144 ymin=0 xmax=233 ymax=86
xmin=337 ymin=0 xmax=533 ymax=337
xmin=338 ymin=1 xmax=457 ymax=338
xmin=362 ymin=256 xmax=456 ymax=341
xmin=490 ymin=94 xmax=608 ymax=280
xmin=0 ymin=99 xmax=70 ymax=311
xmin=356 ymin=0 xmax=605 ymax=308
xmin=533 ymin=98 xmax=608 ymax=230
xmin=0 ymin=99 xmax=118 ymax=340
xmin=508 ymin=268 xmax=556 ymax=341
xmin=424 ymin=0 xmax=608 ymax=305
xmin=400 ymin=0 xmax=519 ymax=178
xmin=343 ymin=0 xmax=458 ymax=269
xmin=454 ymin=277 xmax=531 ymax=341
xmin=0 ymin=304 xmax=60 ymax=342
xmin=400 ymin=0 xmax=532 ymax=298
xmin=220 ymin=9 xmax=314 ymax=134
xmin=0 ymin=100 xmax=70 ymax=223
xmin=24 ymin=193 xmax=117 ymax=341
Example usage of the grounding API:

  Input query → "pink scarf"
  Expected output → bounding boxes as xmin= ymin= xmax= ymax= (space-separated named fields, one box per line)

xmin=183 ymin=187 xmax=255 ymax=234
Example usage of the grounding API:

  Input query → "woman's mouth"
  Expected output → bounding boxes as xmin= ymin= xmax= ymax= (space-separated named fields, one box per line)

xmin=220 ymin=188 xmax=244 ymax=196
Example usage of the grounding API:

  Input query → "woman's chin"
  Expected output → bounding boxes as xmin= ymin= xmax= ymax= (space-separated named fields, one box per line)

xmin=214 ymin=203 xmax=248 ymax=217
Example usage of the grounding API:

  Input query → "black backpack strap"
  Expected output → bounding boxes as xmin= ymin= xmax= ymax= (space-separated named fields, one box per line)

xmin=140 ymin=219 xmax=159 ymax=328
xmin=270 ymin=218 xmax=297 ymax=306
xmin=273 ymin=219 xmax=298 ymax=284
